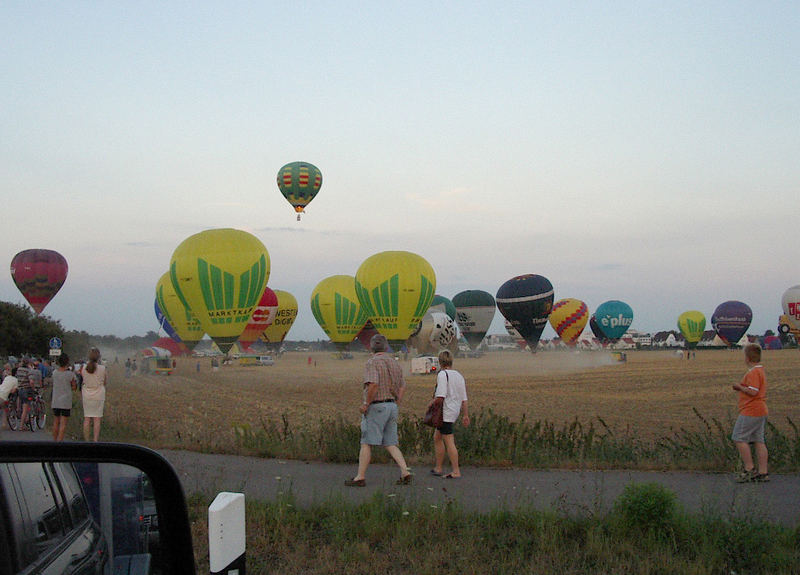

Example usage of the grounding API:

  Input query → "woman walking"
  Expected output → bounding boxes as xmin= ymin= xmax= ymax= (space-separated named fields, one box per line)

xmin=51 ymin=353 xmax=77 ymax=441
xmin=81 ymin=347 xmax=107 ymax=442
xmin=430 ymin=349 xmax=470 ymax=478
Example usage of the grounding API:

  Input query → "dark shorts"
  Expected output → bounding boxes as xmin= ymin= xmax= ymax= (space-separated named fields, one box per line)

xmin=19 ymin=390 xmax=35 ymax=404
xmin=438 ymin=421 xmax=454 ymax=435
xmin=53 ymin=408 xmax=71 ymax=417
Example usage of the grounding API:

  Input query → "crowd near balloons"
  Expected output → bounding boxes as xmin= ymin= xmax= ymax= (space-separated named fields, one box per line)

xmin=6 ymin=161 xmax=800 ymax=358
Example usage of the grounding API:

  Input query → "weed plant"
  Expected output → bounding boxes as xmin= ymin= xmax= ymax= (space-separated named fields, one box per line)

xmin=187 ymin=484 xmax=800 ymax=574
xmin=232 ymin=408 xmax=800 ymax=472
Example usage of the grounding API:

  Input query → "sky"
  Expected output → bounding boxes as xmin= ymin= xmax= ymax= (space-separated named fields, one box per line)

xmin=1 ymin=2 xmax=798 ymax=342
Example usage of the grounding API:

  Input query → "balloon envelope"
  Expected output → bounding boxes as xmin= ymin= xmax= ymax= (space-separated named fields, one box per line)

xmin=170 ymin=229 xmax=270 ymax=354
xmin=595 ymin=300 xmax=634 ymax=341
xmin=277 ymin=161 xmax=322 ymax=217
xmin=154 ymin=298 xmax=182 ymax=345
xmin=238 ymin=287 xmax=279 ymax=349
xmin=711 ymin=301 xmax=752 ymax=346
xmin=495 ymin=274 xmax=554 ymax=352
xmin=10 ymin=249 xmax=68 ymax=314
xmin=310 ymin=275 xmax=369 ymax=350
xmin=548 ymin=298 xmax=589 ymax=346
xmin=155 ymin=272 xmax=204 ymax=350
xmin=781 ymin=285 xmax=800 ymax=330
xmin=261 ymin=290 xmax=298 ymax=347
xmin=430 ymin=294 xmax=456 ymax=320
xmin=355 ymin=251 xmax=436 ymax=346
xmin=452 ymin=290 xmax=496 ymax=350
xmin=677 ymin=310 xmax=706 ymax=348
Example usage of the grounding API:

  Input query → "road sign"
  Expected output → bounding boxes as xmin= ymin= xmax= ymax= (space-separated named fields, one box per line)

xmin=49 ymin=337 xmax=62 ymax=349
xmin=49 ymin=348 xmax=62 ymax=357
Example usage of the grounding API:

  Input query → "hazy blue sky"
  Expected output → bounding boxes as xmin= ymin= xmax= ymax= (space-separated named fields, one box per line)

xmin=2 ymin=2 xmax=798 ymax=341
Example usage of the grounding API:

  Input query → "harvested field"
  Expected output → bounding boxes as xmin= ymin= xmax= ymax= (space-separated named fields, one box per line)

xmin=102 ymin=348 xmax=800 ymax=457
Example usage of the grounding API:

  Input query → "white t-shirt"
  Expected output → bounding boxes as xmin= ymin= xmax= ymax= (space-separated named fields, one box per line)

xmin=435 ymin=368 xmax=468 ymax=423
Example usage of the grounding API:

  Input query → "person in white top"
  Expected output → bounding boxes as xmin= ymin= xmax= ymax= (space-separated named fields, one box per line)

xmin=430 ymin=349 xmax=470 ymax=478
xmin=80 ymin=347 xmax=107 ymax=442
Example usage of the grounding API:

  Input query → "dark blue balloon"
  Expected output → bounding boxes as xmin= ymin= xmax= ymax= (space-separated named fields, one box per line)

xmin=711 ymin=301 xmax=752 ymax=346
xmin=495 ymin=274 xmax=554 ymax=352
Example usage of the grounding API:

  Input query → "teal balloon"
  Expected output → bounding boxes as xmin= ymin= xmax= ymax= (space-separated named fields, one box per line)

xmin=595 ymin=300 xmax=633 ymax=340
xmin=430 ymin=294 xmax=456 ymax=320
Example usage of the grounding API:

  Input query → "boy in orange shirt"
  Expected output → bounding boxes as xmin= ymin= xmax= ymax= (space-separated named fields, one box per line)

xmin=731 ymin=343 xmax=769 ymax=482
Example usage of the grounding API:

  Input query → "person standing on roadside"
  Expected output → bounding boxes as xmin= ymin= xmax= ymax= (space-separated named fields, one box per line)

xmin=732 ymin=343 xmax=769 ymax=483
xmin=51 ymin=353 xmax=77 ymax=441
xmin=81 ymin=347 xmax=107 ymax=442
xmin=345 ymin=334 xmax=413 ymax=487
xmin=430 ymin=349 xmax=470 ymax=478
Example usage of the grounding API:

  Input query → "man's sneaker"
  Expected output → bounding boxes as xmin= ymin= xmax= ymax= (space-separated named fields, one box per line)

xmin=735 ymin=469 xmax=757 ymax=483
xmin=753 ymin=473 xmax=771 ymax=482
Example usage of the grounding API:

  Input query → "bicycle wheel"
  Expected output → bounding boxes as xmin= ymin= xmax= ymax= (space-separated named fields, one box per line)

xmin=35 ymin=398 xmax=47 ymax=430
xmin=7 ymin=406 xmax=19 ymax=431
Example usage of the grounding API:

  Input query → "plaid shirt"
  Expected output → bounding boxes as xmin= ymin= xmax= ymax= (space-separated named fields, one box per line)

xmin=363 ymin=353 xmax=405 ymax=402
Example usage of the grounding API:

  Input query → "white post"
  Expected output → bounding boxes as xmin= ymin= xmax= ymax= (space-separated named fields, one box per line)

xmin=208 ymin=492 xmax=246 ymax=575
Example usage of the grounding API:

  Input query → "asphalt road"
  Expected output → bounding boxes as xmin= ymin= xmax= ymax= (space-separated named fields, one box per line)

xmin=4 ymin=428 xmax=798 ymax=526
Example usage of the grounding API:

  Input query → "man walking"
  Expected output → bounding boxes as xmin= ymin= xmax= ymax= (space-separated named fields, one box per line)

xmin=345 ymin=334 xmax=413 ymax=486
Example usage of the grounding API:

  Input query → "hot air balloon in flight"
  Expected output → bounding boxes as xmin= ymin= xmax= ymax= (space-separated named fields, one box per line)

xmin=595 ymin=300 xmax=634 ymax=341
xmin=310 ymin=275 xmax=369 ymax=350
xmin=677 ymin=310 xmax=706 ymax=349
xmin=10 ymin=249 xmax=68 ymax=315
xmin=261 ymin=289 xmax=298 ymax=350
xmin=452 ymin=289 xmax=496 ymax=351
xmin=711 ymin=301 xmax=752 ymax=346
xmin=355 ymin=251 xmax=436 ymax=349
xmin=238 ymin=287 xmax=279 ymax=351
xmin=495 ymin=274 xmax=554 ymax=352
xmin=170 ymin=229 xmax=269 ymax=354
xmin=548 ymin=298 xmax=589 ymax=346
xmin=277 ymin=161 xmax=322 ymax=220
xmin=781 ymin=285 xmax=800 ymax=331
xmin=156 ymin=272 xmax=205 ymax=351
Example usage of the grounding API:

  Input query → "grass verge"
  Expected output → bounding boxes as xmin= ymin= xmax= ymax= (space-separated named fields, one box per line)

xmin=187 ymin=483 xmax=800 ymax=574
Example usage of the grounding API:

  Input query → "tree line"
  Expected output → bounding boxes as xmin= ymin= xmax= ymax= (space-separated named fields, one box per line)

xmin=0 ymin=301 xmax=159 ymax=362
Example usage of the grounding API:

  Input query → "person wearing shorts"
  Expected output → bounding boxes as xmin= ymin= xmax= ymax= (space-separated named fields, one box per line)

xmin=732 ymin=343 xmax=769 ymax=482
xmin=51 ymin=353 xmax=77 ymax=441
xmin=345 ymin=334 xmax=412 ymax=487
xmin=430 ymin=349 xmax=470 ymax=478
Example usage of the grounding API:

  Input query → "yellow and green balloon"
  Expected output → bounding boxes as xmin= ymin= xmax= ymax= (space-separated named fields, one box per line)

xmin=355 ymin=251 xmax=436 ymax=348
xmin=311 ymin=275 xmax=369 ymax=350
xmin=277 ymin=161 xmax=322 ymax=220
xmin=155 ymin=272 xmax=205 ymax=350
xmin=170 ymin=228 xmax=270 ymax=354
xmin=678 ymin=310 xmax=706 ymax=348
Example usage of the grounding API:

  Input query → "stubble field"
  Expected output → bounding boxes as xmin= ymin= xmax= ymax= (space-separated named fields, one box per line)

xmin=100 ymin=348 xmax=800 ymax=461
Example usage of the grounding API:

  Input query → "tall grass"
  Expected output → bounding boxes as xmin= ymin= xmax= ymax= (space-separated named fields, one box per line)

xmin=232 ymin=408 xmax=800 ymax=472
xmin=187 ymin=483 xmax=800 ymax=574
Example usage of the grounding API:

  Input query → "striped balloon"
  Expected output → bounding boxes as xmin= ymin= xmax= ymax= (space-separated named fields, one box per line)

xmin=548 ymin=298 xmax=589 ymax=346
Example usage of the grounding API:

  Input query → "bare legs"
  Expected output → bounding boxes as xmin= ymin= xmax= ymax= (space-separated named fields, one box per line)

xmin=52 ymin=415 xmax=69 ymax=441
xmin=736 ymin=441 xmax=768 ymax=474
xmin=433 ymin=429 xmax=461 ymax=477
xmin=352 ymin=443 xmax=411 ymax=481
xmin=83 ymin=417 xmax=101 ymax=442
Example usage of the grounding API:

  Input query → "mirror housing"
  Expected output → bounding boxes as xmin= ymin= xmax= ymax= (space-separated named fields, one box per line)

xmin=0 ymin=441 xmax=196 ymax=575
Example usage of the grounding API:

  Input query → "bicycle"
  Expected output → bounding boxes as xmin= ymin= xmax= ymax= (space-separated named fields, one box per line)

xmin=5 ymin=390 xmax=21 ymax=431
xmin=27 ymin=390 xmax=46 ymax=432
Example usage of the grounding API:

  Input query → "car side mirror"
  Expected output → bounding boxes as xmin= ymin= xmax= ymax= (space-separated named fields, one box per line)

xmin=0 ymin=441 xmax=196 ymax=575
